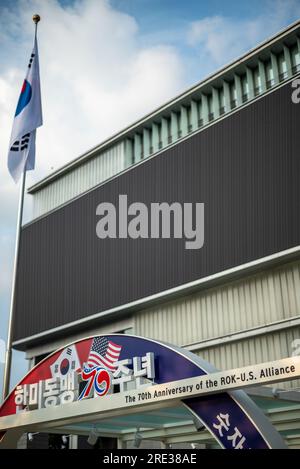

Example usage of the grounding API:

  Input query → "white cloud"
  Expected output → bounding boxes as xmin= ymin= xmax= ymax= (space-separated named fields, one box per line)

xmin=0 ymin=0 xmax=184 ymax=183
xmin=187 ymin=0 xmax=300 ymax=70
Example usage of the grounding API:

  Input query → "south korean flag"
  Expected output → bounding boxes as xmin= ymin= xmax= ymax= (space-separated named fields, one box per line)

xmin=7 ymin=34 xmax=42 ymax=182
xmin=50 ymin=345 xmax=81 ymax=379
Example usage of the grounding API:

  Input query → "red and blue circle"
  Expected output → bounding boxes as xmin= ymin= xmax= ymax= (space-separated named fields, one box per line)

xmin=15 ymin=79 xmax=32 ymax=117
xmin=94 ymin=368 xmax=111 ymax=396
xmin=59 ymin=358 xmax=70 ymax=376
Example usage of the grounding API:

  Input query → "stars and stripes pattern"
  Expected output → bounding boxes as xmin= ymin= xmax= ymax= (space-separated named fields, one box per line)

xmin=86 ymin=337 xmax=121 ymax=371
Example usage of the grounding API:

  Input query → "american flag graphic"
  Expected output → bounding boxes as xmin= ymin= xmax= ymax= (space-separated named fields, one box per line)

xmin=86 ymin=337 xmax=121 ymax=371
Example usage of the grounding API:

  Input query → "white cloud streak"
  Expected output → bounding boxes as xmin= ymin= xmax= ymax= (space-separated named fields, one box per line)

xmin=0 ymin=0 xmax=184 ymax=181
xmin=187 ymin=0 xmax=300 ymax=71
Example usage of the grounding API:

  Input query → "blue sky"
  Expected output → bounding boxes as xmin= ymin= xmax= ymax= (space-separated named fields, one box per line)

xmin=0 ymin=0 xmax=300 ymax=400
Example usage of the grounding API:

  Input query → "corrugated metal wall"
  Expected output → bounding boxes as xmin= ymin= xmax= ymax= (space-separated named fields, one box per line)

xmin=32 ymin=141 xmax=125 ymax=218
xmin=134 ymin=259 xmax=300 ymax=388
xmin=135 ymin=260 xmax=300 ymax=343
xmin=196 ymin=328 xmax=300 ymax=390
xmin=14 ymin=81 xmax=300 ymax=343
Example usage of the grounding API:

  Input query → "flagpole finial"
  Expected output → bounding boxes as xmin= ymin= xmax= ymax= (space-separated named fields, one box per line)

xmin=32 ymin=14 xmax=41 ymax=24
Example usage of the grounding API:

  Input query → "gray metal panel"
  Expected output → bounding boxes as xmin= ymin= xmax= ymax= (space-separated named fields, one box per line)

xmin=134 ymin=260 xmax=300 ymax=346
xmin=14 ymin=81 xmax=300 ymax=343
xmin=197 ymin=328 xmax=300 ymax=390
xmin=32 ymin=142 xmax=125 ymax=218
xmin=135 ymin=273 xmax=300 ymax=391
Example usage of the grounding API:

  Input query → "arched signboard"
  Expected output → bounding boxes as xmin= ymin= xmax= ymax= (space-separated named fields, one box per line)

xmin=0 ymin=334 xmax=286 ymax=449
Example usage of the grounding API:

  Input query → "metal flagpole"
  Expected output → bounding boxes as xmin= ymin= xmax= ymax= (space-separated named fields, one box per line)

xmin=2 ymin=14 xmax=41 ymax=403
xmin=2 ymin=171 xmax=26 ymax=402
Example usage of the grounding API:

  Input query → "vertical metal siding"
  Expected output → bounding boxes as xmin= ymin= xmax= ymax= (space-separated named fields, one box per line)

xmin=134 ymin=261 xmax=300 ymax=389
xmin=32 ymin=141 xmax=125 ymax=218
xmin=135 ymin=266 xmax=300 ymax=390
xmin=14 ymin=81 xmax=300 ymax=342
xmin=134 ymin=260 xmax=300 ymax=345
xmin=197 ymin=328 xmax=300 ymax=390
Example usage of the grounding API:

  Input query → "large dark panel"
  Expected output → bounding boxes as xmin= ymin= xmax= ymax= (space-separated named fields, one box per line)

xmin=14 ymin=81 xmax=300 ymax=343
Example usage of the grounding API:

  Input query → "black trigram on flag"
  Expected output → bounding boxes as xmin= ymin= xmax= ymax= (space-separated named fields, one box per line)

xmin=28 ymin=53 xmax=35 ymax=69
xmin=10 ymin=133 xmax=30 ymax=152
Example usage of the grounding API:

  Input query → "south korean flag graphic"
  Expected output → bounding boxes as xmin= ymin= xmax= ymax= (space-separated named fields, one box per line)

xmin=50 ymin=345 xmax=81 ymax=379
xmin=7 ymin=35 xmax=42 ymax=182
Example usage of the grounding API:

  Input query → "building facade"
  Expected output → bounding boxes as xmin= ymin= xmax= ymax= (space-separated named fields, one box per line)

xmin=11 ymin=20 xmax=300 ymax=448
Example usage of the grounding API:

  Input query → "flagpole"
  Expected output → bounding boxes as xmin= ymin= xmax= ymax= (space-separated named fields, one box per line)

xmin=2 ymin=171 xmax=26 ymax=402
xmin=2 ymin=14 xmax=41 ymax=403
